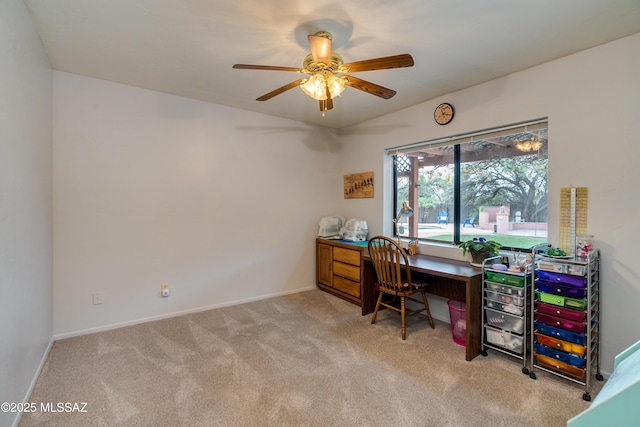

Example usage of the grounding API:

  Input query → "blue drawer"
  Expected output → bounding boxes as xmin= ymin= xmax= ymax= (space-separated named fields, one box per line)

xmin=534 ymin=343 xmax=586 ymax=368
xmin=537 ymin=270 xmax=586 ymax=288
xmin=534 ymin=322 xmax=586 ymax=346
xmin=537 ymin=280 xmax=588 ymax=299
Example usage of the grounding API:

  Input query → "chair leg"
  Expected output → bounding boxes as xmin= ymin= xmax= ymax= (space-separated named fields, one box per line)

xmin=401 ymin=297 xmax=407 ymax=340
xmin=371 ymin=291 xmax=384 ymax=324
xmin=421 ymin=290 xmax=435 ymax=329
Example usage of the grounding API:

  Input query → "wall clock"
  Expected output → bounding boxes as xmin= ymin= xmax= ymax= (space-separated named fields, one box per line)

xmin=434 ymin=103 xmax=455 ymax=125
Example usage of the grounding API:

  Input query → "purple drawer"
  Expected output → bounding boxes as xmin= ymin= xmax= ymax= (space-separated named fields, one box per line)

xmin=537 ymin=280 xmax=588 ymax=299
xmin=536 ymin=312 xmax=586 ymax=334
xmin=536 ymin=270 xmax=586 ymax=288
xmin=535 ymin=302 xmax=587 ymax=322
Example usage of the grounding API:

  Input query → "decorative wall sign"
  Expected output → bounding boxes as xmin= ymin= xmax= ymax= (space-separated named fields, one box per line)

xmin=344 ymin=172 xmax=374 ymax=199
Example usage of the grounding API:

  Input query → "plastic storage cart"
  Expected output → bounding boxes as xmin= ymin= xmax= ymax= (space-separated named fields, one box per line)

xmin=529 ymin=249 xmax=603 ymax=400
xmin=480 ymin=256 xmax=534 ymax=375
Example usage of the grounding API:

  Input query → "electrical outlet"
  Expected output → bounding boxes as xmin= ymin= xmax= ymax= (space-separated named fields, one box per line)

xmin=93 ymin=292 xmax=103 ymax=305
xmin=161 ymin=283 xmax=170 ymax=298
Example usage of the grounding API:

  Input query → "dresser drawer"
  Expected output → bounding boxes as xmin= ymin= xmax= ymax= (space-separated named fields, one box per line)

xmin=333 ymin=275 xmax=360 ymax=298
xmin=333 ymin=261 xmax=361 ymax=281
xmin=333 ymin=247 xmax=361 ymax=266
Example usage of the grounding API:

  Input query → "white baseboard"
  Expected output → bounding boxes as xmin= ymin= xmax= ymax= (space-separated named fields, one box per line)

xmin=53 ymin=285 xmax=317 ymax=340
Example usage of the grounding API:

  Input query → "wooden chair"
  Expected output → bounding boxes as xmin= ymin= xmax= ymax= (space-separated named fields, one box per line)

xmin=367 ymin=236 xmax=435 ymax=339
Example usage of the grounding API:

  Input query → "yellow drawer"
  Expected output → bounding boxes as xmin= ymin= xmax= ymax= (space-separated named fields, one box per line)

xmin=333 ymin=261 xmax=360 ymax=281
xmin=333 ymin=247 xmax=361 ymax=266
xmin=333 ymin=275 xmax=360 ymax=298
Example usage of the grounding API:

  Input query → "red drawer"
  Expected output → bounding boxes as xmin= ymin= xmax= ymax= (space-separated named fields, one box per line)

xmin=536 ymin=312 xmax=586 ymax=334
xmin=535 ymin=302 xmax=587 ymax=322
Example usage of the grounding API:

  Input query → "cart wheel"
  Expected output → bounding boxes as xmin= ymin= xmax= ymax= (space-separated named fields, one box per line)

xmin=596 ymin=373 xmax=604 ymax=381
xmin=522 ymin=367 xmax=530 ymax=375
xmin=583 ymin=392 xmax=591 ymax=402
xmin=480 ymin=350 xmax=488 ymax=357
xmin=529 ymin=372 xmax=537 ymax=380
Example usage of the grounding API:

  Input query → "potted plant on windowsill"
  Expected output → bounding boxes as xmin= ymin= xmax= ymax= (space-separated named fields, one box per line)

xmin=459 ymin=237 xmax=502 ymax=267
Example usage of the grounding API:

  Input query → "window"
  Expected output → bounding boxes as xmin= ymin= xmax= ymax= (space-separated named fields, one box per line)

xmin=390 ymin=119 xmax=548 ymax=251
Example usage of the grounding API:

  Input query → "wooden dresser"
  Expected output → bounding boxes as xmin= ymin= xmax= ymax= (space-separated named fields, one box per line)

xmin=316 ymin=238 xmax=371 ymax=311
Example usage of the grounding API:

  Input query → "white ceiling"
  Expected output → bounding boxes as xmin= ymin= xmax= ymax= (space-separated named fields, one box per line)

xmin=24 ymin=0 xmax=640 ymax=129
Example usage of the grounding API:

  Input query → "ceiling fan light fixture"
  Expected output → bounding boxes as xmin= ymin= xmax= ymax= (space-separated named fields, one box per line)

xmin=300 ymin=74 xmax=328 ymax=100
xmin=326 ymin=73 xmax=346 ymax=98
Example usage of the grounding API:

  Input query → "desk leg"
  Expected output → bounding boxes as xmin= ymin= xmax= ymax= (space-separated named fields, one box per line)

xmin=465 ymin=275 xmax=483 ymax=361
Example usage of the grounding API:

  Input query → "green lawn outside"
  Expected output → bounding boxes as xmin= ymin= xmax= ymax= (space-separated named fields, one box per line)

xmin=427 ymin=234 xmax=548 ymax=250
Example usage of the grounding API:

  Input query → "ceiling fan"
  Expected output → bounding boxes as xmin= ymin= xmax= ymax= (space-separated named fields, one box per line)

xmin=232 ymin=31 xmax=414 ymax=116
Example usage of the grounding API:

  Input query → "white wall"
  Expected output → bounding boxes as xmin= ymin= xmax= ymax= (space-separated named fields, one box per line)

xmin=0 ymin=1 xmax=53 ymax=426
xmin=337 ymin=33 xmax=640 ymax=373
xmin=52 ymin=72 xmax=342 ymax=336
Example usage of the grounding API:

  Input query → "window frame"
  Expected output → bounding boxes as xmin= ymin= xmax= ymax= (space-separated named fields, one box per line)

xmin=388 ymin=118 xmax=548 ymax=250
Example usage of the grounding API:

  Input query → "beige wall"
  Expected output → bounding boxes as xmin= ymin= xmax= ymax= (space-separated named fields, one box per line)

xmin=0 ymin=1 xmax=53 ymax=425
xmin=52 ymin=72 xmax=343 ymax=336
xmin=336 ymin=33 xmax=640 ymax=373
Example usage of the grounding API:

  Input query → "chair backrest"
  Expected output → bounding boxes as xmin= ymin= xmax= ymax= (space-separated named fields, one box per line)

xmin=439 ymin=211 xmax=448 ymax=219
xmin=367 ymin=236 xmax=412 ymax=292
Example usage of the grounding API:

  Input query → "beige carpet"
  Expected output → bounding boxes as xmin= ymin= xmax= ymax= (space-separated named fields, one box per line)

xmin=20 ymin=289 xmax=600 ymax=426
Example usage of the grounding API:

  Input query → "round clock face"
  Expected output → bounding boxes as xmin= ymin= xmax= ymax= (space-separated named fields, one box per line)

xmin=434 ymin=103 xmax=455 ymax=125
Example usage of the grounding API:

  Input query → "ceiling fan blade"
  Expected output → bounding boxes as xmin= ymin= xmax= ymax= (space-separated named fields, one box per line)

xmin=344 ymin=76 xmax=397 ymax=99
xmin=255 ymin=78 xmax=307 ymax=101
xmin=233 ymin=64 xmax=304 ymax=72
xmin=308 ymin=34 xmax=332 ymax=65
xmin=341 ymin=54 xmax=414 ymax=73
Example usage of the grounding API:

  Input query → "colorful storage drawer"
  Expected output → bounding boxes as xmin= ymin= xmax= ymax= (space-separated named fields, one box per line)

xmin=485 ymin=325 xmax=523 ymax=353
xmin=535 ymin=301 xmax=587 ymax=322
xmin=535 ymin=322 xmax=586 ymax=345
xmin=537 ymin=280 xmax=588 ymax=299
xmin=485 ymin=299 xmax=524 ymax=316
xmin=535 ymin=332 xmax=586 ymax=357
xmin=537 ymin=261 xmax=587 ymax=276
xmin=485 ymin=290 xmax=525 ymax=306
xmin=536 ymin=291 xmax=587 ymax=310
xmin=535 ymin=354 xmax=586 ymax=380
xmin=534 ymin=343 xmax=586 ymax=368
xmin=486 ymin=281 xmax=525 ymax=296
xmin=485 ymin=307 xmax=525 ymax=334
xmin=537 ymin=270 xmax=587 ymax=288
xmin=485 ymin=270 xmax=525 ymax=287
xmin=536 ymin=312 xmax=586 ymax=334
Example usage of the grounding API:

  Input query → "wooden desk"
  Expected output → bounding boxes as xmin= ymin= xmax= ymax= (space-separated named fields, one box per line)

xmin=362 ymin=251 xmax=483 ymax=361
